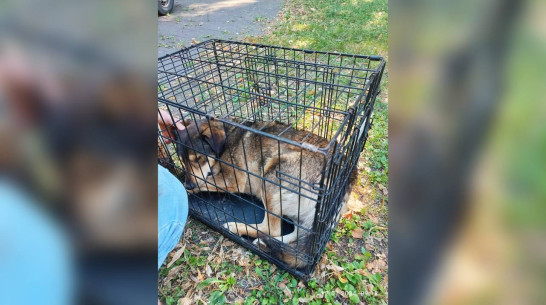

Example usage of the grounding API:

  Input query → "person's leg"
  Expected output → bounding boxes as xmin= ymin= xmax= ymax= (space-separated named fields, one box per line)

xmin=0 ymin=180 xmax=73 ymax=305
xmin=157 ymin=165 xmax=188 ymax=270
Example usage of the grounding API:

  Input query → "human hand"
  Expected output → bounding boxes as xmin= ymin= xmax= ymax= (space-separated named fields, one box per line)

xmin=158 ymin=109 xmax=185 ymax=144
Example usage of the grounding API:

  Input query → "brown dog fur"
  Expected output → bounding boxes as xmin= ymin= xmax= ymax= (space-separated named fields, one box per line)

xmin=169 ymin=118 xmax=355 ymax=268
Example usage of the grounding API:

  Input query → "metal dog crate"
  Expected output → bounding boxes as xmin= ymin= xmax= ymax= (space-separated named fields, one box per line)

xmin=158 ymin=40 xmax=385 ymax=280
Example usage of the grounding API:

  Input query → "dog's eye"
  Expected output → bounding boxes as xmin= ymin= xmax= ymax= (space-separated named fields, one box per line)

xmin=206 ymin=172 xmax=213 ymax=177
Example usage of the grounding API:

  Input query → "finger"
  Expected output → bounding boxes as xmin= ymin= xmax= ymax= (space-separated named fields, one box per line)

xmin=158 ymin=110 xmax=174 ymax=125
xmin=175 ymin=122 xmax=186 ymax=131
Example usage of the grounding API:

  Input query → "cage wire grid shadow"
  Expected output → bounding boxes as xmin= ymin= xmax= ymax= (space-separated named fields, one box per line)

xmin=158 ymin=40 xmax=385 ymax=281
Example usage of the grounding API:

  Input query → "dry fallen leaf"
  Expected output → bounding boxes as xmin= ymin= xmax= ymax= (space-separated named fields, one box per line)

xmin=378 ymin=183 xmax=388 ymax=194
xmin=367 ymin=259 xmax=387 ymax=273
xmin=326 ymin=264 xmax=344 ymax=272
xmin=279 ymin=282 xmax=292 ymax=298
xmin=343 ymin=211 xmax=354 ymax=219
xmin=366 ymin=284 xmax=374 ymax=295
xmin=178 ymin=297 xmax=192 ymax=305
xmin=335 ymin=288 xmax=347 ymax=298
xmin=367 ymin=213 xmax=379 ymax=224
xmin=205 ymin=264 xmax=212 ymax=277
xmin=166 ymin=265 xmax=184 ymax=282
xmin=167 ymin=245 xmax=186 ymax=268
xmin=352 ymin=228 xmax=364 ymax=239
xmin=346 ymin=195 xmax=365 ymax=213
xmin=357 ymin=268 xmax=371 ymax=277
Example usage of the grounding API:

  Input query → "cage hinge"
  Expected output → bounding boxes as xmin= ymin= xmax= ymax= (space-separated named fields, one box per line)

xmin=301 ymin=142 xmax=320 ymax=152
xmin=312 ymin=183 xmax=322 ymax=191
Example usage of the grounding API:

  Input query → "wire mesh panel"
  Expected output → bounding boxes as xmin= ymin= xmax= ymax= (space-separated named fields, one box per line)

xmin=158 ymin=40 xmax=385 ymax=280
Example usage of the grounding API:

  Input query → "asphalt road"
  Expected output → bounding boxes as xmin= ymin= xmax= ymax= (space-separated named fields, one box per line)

xmin=158 ymin=0 xmax=282 ymax=57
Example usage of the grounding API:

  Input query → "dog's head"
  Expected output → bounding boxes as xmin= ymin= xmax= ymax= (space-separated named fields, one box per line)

xmin=168 ymin=119 xmax=226 ymax=191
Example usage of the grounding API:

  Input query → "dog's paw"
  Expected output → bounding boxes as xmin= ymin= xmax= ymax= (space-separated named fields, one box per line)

xmin=252 ymin=238 xmax=270 ymax=251
xmin=223 ymin=222 xmax=243 ymax=234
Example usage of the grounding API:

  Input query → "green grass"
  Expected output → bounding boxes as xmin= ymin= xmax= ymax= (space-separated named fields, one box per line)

xmin=159 ymin=0 xmax=388 ymax=304
xmin=248 ymin=0 xmax=387 ymax=56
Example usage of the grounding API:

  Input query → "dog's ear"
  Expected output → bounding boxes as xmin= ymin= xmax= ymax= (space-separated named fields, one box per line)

xmin=199 ymin=120 xmax=226 ymax=157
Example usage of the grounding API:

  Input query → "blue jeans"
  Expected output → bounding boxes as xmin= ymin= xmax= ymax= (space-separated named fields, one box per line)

xmin=158 ymin=165 xmax=188 ymax=269
xmin=0 ymin=180 xmax=73 ymax=305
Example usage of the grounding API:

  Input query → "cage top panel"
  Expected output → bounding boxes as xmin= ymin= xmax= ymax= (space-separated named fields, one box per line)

xmin=158 ymin=40 xmax=385 ymax=152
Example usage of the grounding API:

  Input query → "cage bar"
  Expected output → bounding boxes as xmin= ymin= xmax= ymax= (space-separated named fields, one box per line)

xmin=158 ymin=40 xmax=385 ymax=280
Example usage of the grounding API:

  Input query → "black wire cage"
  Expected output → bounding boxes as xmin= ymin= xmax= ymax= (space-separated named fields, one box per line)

xmin=158 ymin=40 xmax=385 ymax=280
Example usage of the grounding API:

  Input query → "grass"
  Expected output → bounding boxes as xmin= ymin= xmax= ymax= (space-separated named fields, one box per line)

xmin=158 ymin=0 xmax=388 ymax=304
xmin=247 ymin=0 xmax=387 ymax=56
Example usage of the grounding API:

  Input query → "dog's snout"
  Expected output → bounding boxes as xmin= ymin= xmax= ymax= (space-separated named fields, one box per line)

xmin=184 ymin=180 xmax=197 ymax=190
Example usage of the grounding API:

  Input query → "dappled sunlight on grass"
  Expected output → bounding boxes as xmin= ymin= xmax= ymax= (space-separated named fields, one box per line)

xmin=292 ymin=23 xmax=309 ymax=32
xmin=253 ymin=0 xmax=388 ymax=56
xmin=371 ymin=11 xmax=387 ymax=26
xmin=290 ymin=38 xmax=311 ymax=48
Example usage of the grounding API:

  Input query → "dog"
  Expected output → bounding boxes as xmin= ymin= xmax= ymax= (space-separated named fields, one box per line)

xmin=166 ymin=118 xmax=356 ymax=268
